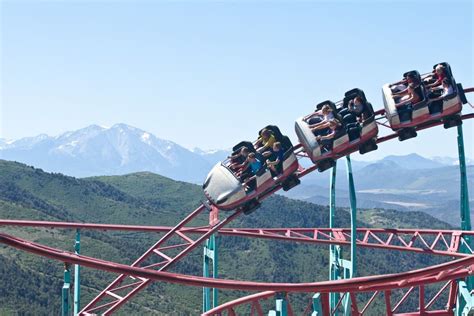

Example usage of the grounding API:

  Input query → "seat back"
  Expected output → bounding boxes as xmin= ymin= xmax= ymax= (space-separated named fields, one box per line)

xmin=344 ymin=88 xmax=367 ymax=102
xmin=434 ymin=62 xmax=458 ymax=101
xmin=361 ymin=102 xmax=376 ymax=125
xmin=281 ymin=136 xmax=294 ymax=155
xmin=258 ymin=125 xmax=284 ymax=142
xmin=412 ymin=84 xmax=427 ymax=111
xmin=342 ymin=88 xmax=374 ymax=125
xmin=232 ymin=141 xmax=255 ymax=154
xmin=315 ymin=100 xmax=336 ymax=111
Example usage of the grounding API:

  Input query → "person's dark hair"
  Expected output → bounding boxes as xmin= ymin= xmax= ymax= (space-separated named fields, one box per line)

xmin=407 ymin=73 xmax=420 ymax=85
xmin=436 ymin=64 xmax=445 ymax=73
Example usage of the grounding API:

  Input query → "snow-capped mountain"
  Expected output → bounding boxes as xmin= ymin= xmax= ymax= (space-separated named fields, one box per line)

xmin=0 ymin=124 xmax=212 ymax=182
xmin=191 ymin=148 xmax=230 ymax=166
xmin=1 ymin=125 xmax=472 ymax=184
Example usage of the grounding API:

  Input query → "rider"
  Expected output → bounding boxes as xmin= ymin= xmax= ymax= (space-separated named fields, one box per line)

xmin=265 ymin=142 xmax=285 ymax=177
xmin=255 ymin=129 xmax=276 ymax=154
xmin=315 ymin=119 xmax=343 ymax=153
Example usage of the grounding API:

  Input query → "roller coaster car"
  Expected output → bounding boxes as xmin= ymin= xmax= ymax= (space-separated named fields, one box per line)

xmin=202 ymin=125 xmax=300 ymax=214
xmin=382 ymin=63 xmax=468 ymax=141
xmin=295 ymin=88 xmax=379 ymax=172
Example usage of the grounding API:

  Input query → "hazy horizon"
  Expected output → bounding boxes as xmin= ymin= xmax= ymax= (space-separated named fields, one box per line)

xmin=1 ymin=121 xmax=472 ymax=162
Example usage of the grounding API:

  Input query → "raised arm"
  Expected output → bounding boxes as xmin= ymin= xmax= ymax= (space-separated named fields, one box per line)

xmin=396 ymin=94 xmax=416 ymax=107
xmin=389 ymin=78 xmax=407 ymax=87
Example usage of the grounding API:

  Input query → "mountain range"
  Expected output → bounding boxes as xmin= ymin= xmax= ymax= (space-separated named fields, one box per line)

xmin=0 ymin=124 xmax=228 ymax=183
xmin=1 ymin=124 xmax=471 ymax=182
xmin=282 ymin=158 xmax=473 ymax=226
xmin=1 ymin=123 xmax=472 ymax=226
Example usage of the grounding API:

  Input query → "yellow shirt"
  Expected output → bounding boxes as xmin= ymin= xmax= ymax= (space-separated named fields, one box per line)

xmin=260 ymin=134 xmax=276 ymax=148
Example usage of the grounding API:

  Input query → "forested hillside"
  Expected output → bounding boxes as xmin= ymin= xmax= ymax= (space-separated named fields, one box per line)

xmin=0 ymin=160 xmax=455 ymax=315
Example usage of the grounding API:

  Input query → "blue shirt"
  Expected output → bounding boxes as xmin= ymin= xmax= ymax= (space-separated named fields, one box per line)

xmin=249 ymin=159 xmax=262 ymax=174
xmin=269 ymin=148 xmax=284 ymax=163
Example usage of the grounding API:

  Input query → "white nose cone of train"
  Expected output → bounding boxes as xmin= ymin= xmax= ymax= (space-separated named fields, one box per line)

xmin=202 ymin=163 xmax=246 ymax=209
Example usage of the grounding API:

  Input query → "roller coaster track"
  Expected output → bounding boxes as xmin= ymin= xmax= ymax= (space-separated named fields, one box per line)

xmin=1 ymin=220 xmax=474 ymax=258
xmin=2 ymin=230 xmax=474 ymax=292
xmin=0 ymin=226 xmax=474 ymax=315
xmin=0 ymin=89 xmax=473 ymax=315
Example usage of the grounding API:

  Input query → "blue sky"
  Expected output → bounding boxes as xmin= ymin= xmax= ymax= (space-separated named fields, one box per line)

xmin=1 ymin=0 xmax=473 ymax=160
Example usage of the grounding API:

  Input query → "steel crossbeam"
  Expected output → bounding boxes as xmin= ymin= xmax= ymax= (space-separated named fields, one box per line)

xmin=2 ymin=219 xmax=473 ymax=258
xmin=79 ymin=205 xmax=241 ymax=315
xmin=203 ymin=280 xmax=461 ymax=316
xmin=218 ymin=228 xmax=473 ymax=258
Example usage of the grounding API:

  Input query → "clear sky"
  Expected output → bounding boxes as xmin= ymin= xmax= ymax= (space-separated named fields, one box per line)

xmin=1 ymin=0 xmax=473 ymax=160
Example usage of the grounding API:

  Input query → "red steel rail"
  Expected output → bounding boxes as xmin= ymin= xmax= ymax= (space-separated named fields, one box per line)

xmin=1 ymin=231 xmax=473 ymax=315
xmin=2 ymin=220 xmax=474 ymax=258
xmin=203 ymin=280 xmax=460 ymax=316
xmin=1 ymin=232 xmax=474 ymax=293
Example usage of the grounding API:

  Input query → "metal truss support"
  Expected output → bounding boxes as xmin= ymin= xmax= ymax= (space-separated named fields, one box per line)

xmin=312 ymin=293 xmax=330 ymax=316
xmin=73 ymin=229 xmax=81 ymax=316
xmin=62 ymin=262 xmax=71 ymax=316
xmin=346 ymin=155 xmax=357 ymax=279
xmin=457 ymin=125 xmax=472 ymax=233
xmin=269 ymin=292 xmax=288 ymax=316
xmin=203 ymin=233 xmax=219 ymax=313
xmin=203 ymin=206 xmax=220 ymax=313
xmin=456 ymin=124 xmax=473 ymax=316
xmin=80 ymin=204 xmax=240 ymax=315
xmin=328 ymin=162 xmax=341 ymax=312
xmin=325 ymin=156 xmax=357 ymax=315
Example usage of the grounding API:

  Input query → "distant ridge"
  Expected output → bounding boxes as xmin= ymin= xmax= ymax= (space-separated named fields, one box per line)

xmin=380 ymin=153 xmax=445 ymax=170
xmin=0 ymin=124 xmax=213 ymax=183
xmin=1 ymin=124 xmax=471 ymax=184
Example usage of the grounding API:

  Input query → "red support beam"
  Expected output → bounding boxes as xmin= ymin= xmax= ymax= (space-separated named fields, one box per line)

xmin=3 ymin=220 xmax=474 ymax=257
xmin=419 ymin=285 xmax=425 ymax=315
xmin=385 ymin=290 xmax=393 ymax=316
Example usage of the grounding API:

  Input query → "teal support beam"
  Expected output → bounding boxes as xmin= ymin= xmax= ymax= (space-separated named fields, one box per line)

xmin=345 ymin=155 xmax=357 ymax=278
xmin=328 ymin=162 xmax=341 ymax=312
xmin=73 ymin=229 xmax=81 ymax=316
xmin=202 ymin=234 xmax=218 ymax=313
xmin=340 ymin=259 xmax=353 ymax=316
xmin=269 ymin=292 xmax=288 ymax=316
xmin=202 ymin=251 xmax=210 ymax=312
xmin=212 ymin=235 xmax=218 ymax=309
xmin=455 ymin=124 xmax=473 ymax=316
xmin=312 ymin=293 xmax=323 ymax=316
xmin=329 ymin=162 xmax=337 ymax=234
xmin=457 ymin=281 xmax=474 ymax=316
xmin=312 ymin=293 xmax=330 ymax=316
xmin=62 ymin=263 xmax=71 ymax=316
xmin=318 ymin=156 xmax=358 ymax=315
xmin=457 ymin=125 xmax=471 ymax=232
xmin=325 ymin=157 xmax=357 ymax=316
